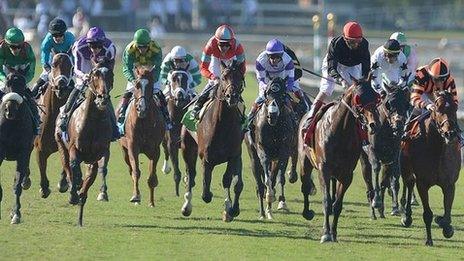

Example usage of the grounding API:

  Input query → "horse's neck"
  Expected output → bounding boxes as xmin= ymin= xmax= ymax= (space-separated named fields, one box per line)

xmin=332 ymin=95 xmax=357 ymax=132
xmin=211 ymin=99 xmax=239 ymax=125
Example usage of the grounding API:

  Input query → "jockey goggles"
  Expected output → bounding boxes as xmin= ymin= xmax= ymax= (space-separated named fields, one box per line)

xmin=267 ymin=53 xmax=283 ymax=60
xmin=136 ymin=44 xmax=148 ymax=49
xmin=432 ymin=75 xmax=447 ymax=82
xmin=52 ymin=33 xmax=64 ymax=38
xmin=218 ymin=41 xmax=231 ymax=47
xmin=173 ymin=58 xmax=186 ymax=64
xmin=385 ymin=52 xmax=399 ymax=58
xmin=344 ymin=37 xmax=362 ymax=45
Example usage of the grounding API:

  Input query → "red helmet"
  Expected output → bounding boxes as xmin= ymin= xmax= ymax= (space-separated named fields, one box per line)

xmin=214 ymin=24 xmax=235 ymax=43
xmin=427 ymin=58 xmax=449 ymax=78
xmin=343 ymin=21 xmax=363 ymax=39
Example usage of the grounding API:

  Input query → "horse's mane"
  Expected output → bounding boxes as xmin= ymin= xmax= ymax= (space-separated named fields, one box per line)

xmin=5 ymin=74 xmax=26 ymax=95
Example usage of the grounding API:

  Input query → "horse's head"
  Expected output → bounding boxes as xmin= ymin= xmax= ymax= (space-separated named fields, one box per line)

xmin=348 ymin=75 xmax=381 ymax=134
xmin=170 ymin=70 xmax=190 ymax=107
xmin=133 ymin=66 xmax=154 ymax=118
xmin=88 ymin=64 xmax=112 ymax=111
xmin=264 ymin=77 xmax=287 ymax=126
xmin=219 ymin=60 xmax=244 ymax=107
xmin=431 ymin=90 xmax=459 ymax=144
xmin=49 ymin=52 xmax=73 ymax=98
xmin=382 ymin=84 xmax=410 ymax=137
xmin=1 ymin=92 xmax=23 ymax=120
xmin=5 ymin=73 xmax=26 ymax=95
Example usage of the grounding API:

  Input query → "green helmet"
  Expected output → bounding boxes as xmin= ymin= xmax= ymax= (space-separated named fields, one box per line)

xmin=390 ymin=32 xmax=407 ymax=46
xmin=133 ymin=29 xmax=150 ymax=46
xmin=5 ymin=27 xmax=25 ymax=45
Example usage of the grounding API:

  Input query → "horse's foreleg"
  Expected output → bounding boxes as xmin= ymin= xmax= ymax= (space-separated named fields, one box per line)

xmin=147 ymin=146 xmax=160 ymax=208
xmin=300 ymin=154 xmax=315 ymax=221
xmin=11 ymin=155 xmax=28 ymax=224
xmin=201 ymin=160 xmax=214 ymax=203
xmin=360 ymin=152 xmax=376 ymax=220
xmin=161 ymin=137 xmax=171 ymax=175
xmin=56 ymin=139 xmax=73 ymax=199
xmin=231 ymin=156 xmax=243 ymax=219
xmin=128 ymin=148 xmax=141 ymax=204
xmin=331 ymin=175 xmax=352 ymax=243
xmin=320 ymin=171 xmax=333 ymax=243
xmin=168 ymin=138 xmax=182 ymax=197
xmin=36 ymin=149 xmax=51 ymax=198
xmin=277 ymin=157 xmax=290 ymax=212
xmin=287 ymin=148 xmax=298 ymax=184
xmin=416 ymin=182 xmax=433 ymax=246
xmin=180 ymin=132 xmax=197 ymax=217
xmin=69 ymin=151 xmax=82 ymax=205
xmin=78 ymin=163 xmax=98 ymax=227
xmin=96 ymin=150 xmax=110 ymax=202
xmin=437 ymin=184 xmax=455 ymax=239
xmin=371 ymin=159 xmax=383 ymax=210
xmin=247 ymin=143 xmax=265 ymax=219
xmin=221 ymin=159 xmax=234 ymax=222
xmin=388 ymin=162 xmax=401 ymax=216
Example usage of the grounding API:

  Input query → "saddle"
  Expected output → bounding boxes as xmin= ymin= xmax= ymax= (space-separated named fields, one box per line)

xmin=303 ymin=102 xmax=336 ymax=147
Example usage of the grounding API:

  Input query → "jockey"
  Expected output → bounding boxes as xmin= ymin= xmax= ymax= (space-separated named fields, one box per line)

xmin=160 ymin=45 xmax=201 ymax=99
xmin=246 ymin=38 xmax=307 ymax=124
xmin=390 ymin=32 xmax=418 ymax=87
xmin=370 ymin=39 xmax=410 ymax=94
xmin=118 ymin=28 xmax=173 ymax=130
xmin=0 ymin=27 xmax=40 ymax=134
xmin=191 ymin=24 xmax=246 ymax=119
xmin=303 ymin=21 xmax=370 ymax=130
xmin=59 ymin=27 xmax=117 ymax=135
xmin=30 ymin=18 xmax=75 ymax=98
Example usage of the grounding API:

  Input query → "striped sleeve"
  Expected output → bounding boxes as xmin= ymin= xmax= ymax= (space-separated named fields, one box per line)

xmin=446 ymin=77 xmax=458 ymax=105
xmin=234 ymin=41 xmax=246 ymax=74
xmin=284 ymin=60 xmax=295 ymax=91
xmin=411 ymin=68 xmax=427 ymax=108
xmin=200 ymin=39 xmax=215 ymax=80
xmin=159 ymin=54 xmax=171 ymax=85
xmin=187 ymin=57 xmax=201 ymax=88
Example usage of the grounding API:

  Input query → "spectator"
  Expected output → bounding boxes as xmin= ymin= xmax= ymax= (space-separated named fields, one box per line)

xmin=72 ymin=7 xmax=90 ymax=38
xmin=164 ymin=0 xmax=178 ymax=32
xmin=179 ymin=0 xmax=192 ymax=30
xmin=149 ymin=0 xmax=165 ymax=25
xmin=149 ymin=16 xmax=165 ymax=39
xmin=241 ymin=0 xmax=257 ymax=27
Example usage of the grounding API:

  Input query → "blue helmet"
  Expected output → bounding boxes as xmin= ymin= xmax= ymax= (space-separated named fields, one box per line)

xmin=265 ymin=39 xmax=284 ymax=55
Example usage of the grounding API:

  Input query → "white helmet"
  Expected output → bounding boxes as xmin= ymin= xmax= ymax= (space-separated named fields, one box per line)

xmin=170 ymin=46 xmax=187 ymax=60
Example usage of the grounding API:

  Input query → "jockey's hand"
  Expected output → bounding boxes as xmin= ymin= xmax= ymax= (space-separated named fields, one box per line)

xmin=426 ymin=104 xmax=436 ymax=112
xmin=44 ymin=64 xmax=51 ymax=72
xmin=340 ymin=79 xmax=349 ymax=89
xmin=212 ymin=77 xmax=220 ymax=86
xmin=83 ymin=74 xmax=91 ymax=83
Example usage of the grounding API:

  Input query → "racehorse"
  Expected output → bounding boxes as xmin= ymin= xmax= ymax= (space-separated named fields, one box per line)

xmin=245 ymin=77 xmax=296 ymax=219
xmin=360 ymin=84 xmax=410 ymax=219
xmin=118 ymin=66 xmax=165 ymax=207
xmin=161 ymin=70 xmax=191 ymax=196
xmin=0 ymin=74 xmax=34 ymax=224
xmin=34 ymin=52 xmax=74 ymax=198
xmin=298 ymin=77 xmax=380 ymax=242
xmin=400 ymin=90 xmax=460 ymax=246
xmin=55 ymin=61 xmax=113 ymax=226
xmin=181 ymin=60 xmax=245 ymax=222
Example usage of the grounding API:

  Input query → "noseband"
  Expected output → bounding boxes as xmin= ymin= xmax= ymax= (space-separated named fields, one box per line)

xmin=49 ymin=53 xmax=73 ymax=88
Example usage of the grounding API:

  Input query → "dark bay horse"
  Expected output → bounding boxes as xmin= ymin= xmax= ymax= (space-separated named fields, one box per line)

xmin=400 ymin=90 xmax=460 ymax=246
xmin=298 ymin=78 xmax=380 ymax=243
xmin=34 ymin=52 xmax=73 ymax=198
xmin=162 ymin=70 xmax=191 ymax=196
xmin=181 ymin=60 xmax=244 ymax=222
xmin=118 ymin=66 xmax=165 ymax=207
xmin=0 ymin=74 xmax=34 ymax=224
xmin=360 ymin=85 xmax=410 ymax=219
xmin=245 ymin=77 xmax=295 ymax=219
xmin=55 ymin=63 xmax=113 ymax=226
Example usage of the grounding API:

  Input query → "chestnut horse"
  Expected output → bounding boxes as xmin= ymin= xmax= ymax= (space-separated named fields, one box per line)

xmin=55 ymin=63 xmax=113 ymax=226
xmin=0 ymin=74 xmax=34 ymax=224
xmin=181 ymin=60 xmax=244 ymax=222
xmin=400 ymin=90 xmax=460 ymax=246
xmin=118 ymin=66 xmax=165 ymax=207
xmin=245 ymin=77 xmax=296 ymax=219
xmin=298 ymin=78 xmax=380 ymax=243
xmin=360 ymin=84 xmax=410 ymax=219
xmin=161 ymin=70 xmax=191 ymax=196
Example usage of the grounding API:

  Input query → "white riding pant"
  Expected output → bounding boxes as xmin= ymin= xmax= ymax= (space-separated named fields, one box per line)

xmin=320 ymin=54 xmax=362 ymax=96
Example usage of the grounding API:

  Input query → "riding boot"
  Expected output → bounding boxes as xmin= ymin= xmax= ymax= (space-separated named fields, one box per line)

xmin=154 ymin=90 xmax=173 ymax=130
xmin=117 ymin=91 xmax=133 ymax=124
xmin=244 ymin=102 xmax=261 ymax=132
xmin=302 ymin=99 xmax=323 ymax=131
xmin=30 ymin=78 xmax=47 ymax=98
xmin=59 ymin=88 xmax=81 ymax=132
xmin=192 ymin=90 xmax=210 ymax=120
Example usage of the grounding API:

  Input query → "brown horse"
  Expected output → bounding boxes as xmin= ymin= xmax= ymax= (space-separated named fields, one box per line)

xmin=181 ymin=60 xmax=244 ymax=222
xmin=34 ymin=52 xmax=73 ymax=198
xmin=298 ymin=78 xmax=380 ymax=243
xmin=161 ymin=70 xmax=191 ymax=196
xmin=55 ymin=63 xmax=113 ymax=226
xmin=118 ymin=66 xmax=165 ymax=207
xmin=400 ymin=90 xmax=460 ymax=246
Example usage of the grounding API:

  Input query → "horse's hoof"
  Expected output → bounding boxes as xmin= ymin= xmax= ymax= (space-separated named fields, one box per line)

xmin=58 ymin=180 xmax=69 ymax=193
xmin=277 ymin=201 xmax=289 ymax=212
xmin=390 ymin=208 xmax=401 ymax=216
xmin=230 ymin=207 xmax=240 ymax=218
xmin=97 ymin=192 xmax=109 ymax=202
xmin=434 ymin=216 xmax=444 ymax=227
xmin=425 ymin=239 xmax=433 ymax=246
xmin=130 ymin=195 xmax=141 ymax=203
xmin=287 ymin=170 xmax=298 ymax=184
xmin=443 ymin=225 xmax=454 ymax=238
xmin=222 ymin=211 xmax=234 ymax=222
xmin=320 ymin=234 xmax=333 ymax=243
xmin=379 ymin=212 xmax=386 ymax=219
xmin=162 ymin=160 xmax=172 ymax=175
xmin=22 ymin=177 xmax=31 ymax=190
xmin=182 ymin=176 xmax=188 ymax=185
xmin=181 ymin=204 xmax=192 ymax=217
xmin=148 ymin=202 xmax=155 ymax=208
xmin=40 ymin=187 xmax=51 ymax=198
xmin=370 ymin=215 xmax=377 ymax=221
xmin=258 ymin=215 xmax=265 ymax=220
xmin=201 ymin=191 xmax=213 ymax=203
xmin=10 ymin=214 xmax=20 ymax=224
xmin=265 ymin=208 xmax=273 ymax=220
xmin=401 ymin=216 xmax=412 ymax=228
xmin=69 ymin=193 xmax=79 ymax=205
xmin=302 ymin=209 xmax=315 ymax=221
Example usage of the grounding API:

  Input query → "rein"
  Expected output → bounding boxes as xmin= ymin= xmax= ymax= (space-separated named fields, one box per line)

xmin=49 ymin=53 xmax=74 ymax=87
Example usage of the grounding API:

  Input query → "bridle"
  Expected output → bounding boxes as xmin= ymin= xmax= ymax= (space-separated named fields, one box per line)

xmin=49 ymin=52 xmax=73 ymax=88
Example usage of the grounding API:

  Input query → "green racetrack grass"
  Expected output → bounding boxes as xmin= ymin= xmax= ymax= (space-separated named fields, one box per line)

xmin=0 ymin=61 xmax=463 ymax=260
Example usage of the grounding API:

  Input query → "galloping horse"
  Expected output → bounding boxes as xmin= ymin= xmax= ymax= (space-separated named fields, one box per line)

xmin=55 ymin=62 xmax=113 ymax=226
xmin=34 ymin=52 xmax=73 ymax=198
xmin=118 ymin=66 xmax=165 ymax=207
xmin=0 ymin=74 xmax=34 ymax=224
xmin=360 ymin=85 xmax=410 ymax=219
xmin=298 ymin=77 xmax=380 ymax=242
xmin=162 ymin=70 xmax=191 ymax=196
xmin=181 ymin=60 xmax=245 ymax=222
xmin=400 ymin=90 xmax=460 ymax=246
xmin=245 ymin=77 xmax=296 ymax=219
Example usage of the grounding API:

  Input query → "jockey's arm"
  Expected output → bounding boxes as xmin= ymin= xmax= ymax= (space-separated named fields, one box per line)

xmin=0 ymin=51 xmax=6 ymax=83
xmin=370 ymin=48 xmax=382 ymax=92
xmin=25 ymin=44 xmax=36 ymax=84
xmin=152 ymin=49 xmax=163 ymax=83
xmin=72 ymin=45 xmax=86 ymax=80
xmin=255 ymin=60 xmax=268 ymax=98
xmin=188 ymin=58 xmax=201 ymax=88
xmin=360 ymin=41 xmax=371 ymax=78
xmin=122 ymin=48 xmax=136 ymax=83
xmin=40 ymin=34 xmax=52 ymax=69
xmin=200 ymin=43 xmax=216 ymax=80
xmin=398 ymin=54 xmax=409 ymax=88
xmin=159 ymin=56 xmax=171 ymax=86
xmin=284 ymin=59 xmax=295 ymax=92
xmin=446 ymin=77 xmax=459 ymax=105
xmin=410 ymin=80 xmax=427 ymax=109
xmin=326 ymin=41 xmax=342 ymax=81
